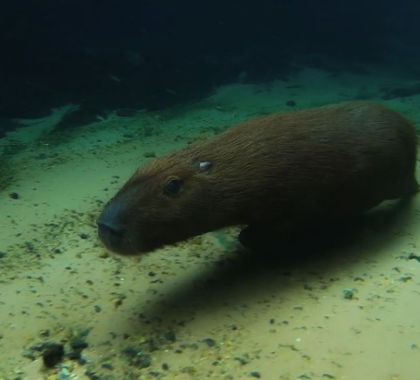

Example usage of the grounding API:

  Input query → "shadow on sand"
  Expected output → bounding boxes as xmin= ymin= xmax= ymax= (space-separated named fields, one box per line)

xmin=130 ymin=197 xmax=416 ymax=334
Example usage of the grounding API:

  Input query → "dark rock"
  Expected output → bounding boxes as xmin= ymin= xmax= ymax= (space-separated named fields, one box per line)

xmin=70 ymin=338 xmax=88 ymax=351
xmin=42 ymin=343 xmax=65 ymax=368
xmin=163 ymin=331 xmax=176 ymax=343
xmin=122 ymin=346 xmax=152 ymax=368
xmin=203 ymin=338 xmax=216 ymax=347
xmin=69 ymin=329 xmax=90 ymax=357
xmin=9 ymin=192 xmax=20 ymax=199
xmin=162 ymin=363 xmax=169 ymax=370
xmin=342 ymin=288 xmax=356 ymax=300
xmin=101 ymin=362 xmax=114 ymax=370
xmin=408 ymin=252 xmax=420 ymax=263
xmin=67 ymin=350 xmax=82 ymax=360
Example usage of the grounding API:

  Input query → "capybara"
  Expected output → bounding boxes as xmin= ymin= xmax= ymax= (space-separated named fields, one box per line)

xmin=97 ymin=102 xmax=418 ymax=254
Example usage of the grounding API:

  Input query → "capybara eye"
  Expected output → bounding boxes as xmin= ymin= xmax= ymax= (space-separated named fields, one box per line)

xmin=164 ymin=178 xmax=183 ymax=196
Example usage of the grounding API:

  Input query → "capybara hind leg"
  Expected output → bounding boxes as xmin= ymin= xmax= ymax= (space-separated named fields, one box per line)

xmin=239 ymin=224 xmax=273 ymax=250
xmin=238 ymin=223 xmax=294 ymax=250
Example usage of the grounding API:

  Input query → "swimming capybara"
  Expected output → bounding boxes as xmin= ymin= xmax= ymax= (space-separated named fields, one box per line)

xmin=97 ymin=102 xmax=418 ymax=254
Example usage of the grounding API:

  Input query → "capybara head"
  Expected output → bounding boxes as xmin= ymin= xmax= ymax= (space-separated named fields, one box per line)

xmin=97 ymin=152 xmax=231 ymax=254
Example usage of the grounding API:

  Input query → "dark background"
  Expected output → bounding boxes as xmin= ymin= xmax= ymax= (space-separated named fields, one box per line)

xmin=0 ymin=0 xmax=419 ymax=124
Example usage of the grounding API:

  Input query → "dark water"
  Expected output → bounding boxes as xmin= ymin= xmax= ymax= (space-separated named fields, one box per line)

xmin=1 ymin=0 xmax=420 ymax=131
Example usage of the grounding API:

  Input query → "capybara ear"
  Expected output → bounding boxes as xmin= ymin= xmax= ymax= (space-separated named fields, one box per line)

xmin=192 ymin=160 xmax=213 ymax=173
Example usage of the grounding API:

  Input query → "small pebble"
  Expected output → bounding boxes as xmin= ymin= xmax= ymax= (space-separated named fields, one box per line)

xmin=203 ymin=338 xmax=216 ymax=347
xmin=57 ymin=366 xmax=72 ymax=380
xmin=98 ymin=251 xmax=110 ymax=258
xmin=250 ymin=371 xmax=261 ymax=378
xmin=234 ymin=354 xmax=250 ymax=365
xmin=163 ymin=331 xmax=177 ymax=343
xmin=39 ymin=329 xmax=50 ymax=337
xmin=342 ymin=288 xmax=356 ymax=300
xmin=9 ymin=192 xmax=20 ymax=199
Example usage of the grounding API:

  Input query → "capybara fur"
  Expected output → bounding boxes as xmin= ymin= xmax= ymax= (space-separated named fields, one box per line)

xmin=97 ymin=102 xmax=418 ymax=254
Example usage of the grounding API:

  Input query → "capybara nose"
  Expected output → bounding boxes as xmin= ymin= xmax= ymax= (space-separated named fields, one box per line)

xmin=97 ymin=219 xmax=126 ymax=251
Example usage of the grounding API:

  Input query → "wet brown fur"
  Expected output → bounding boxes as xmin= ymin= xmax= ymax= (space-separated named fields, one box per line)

xmin=100 ymin=102 xmax=418 ymax=254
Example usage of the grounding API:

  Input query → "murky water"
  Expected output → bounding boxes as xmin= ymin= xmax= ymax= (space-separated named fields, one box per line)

xmin=1 ymin=70 xmax=420 ymax=380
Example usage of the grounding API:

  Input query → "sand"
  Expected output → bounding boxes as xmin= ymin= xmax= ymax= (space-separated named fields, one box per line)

xmin=1 ymin=67 xmax=420 ymax=380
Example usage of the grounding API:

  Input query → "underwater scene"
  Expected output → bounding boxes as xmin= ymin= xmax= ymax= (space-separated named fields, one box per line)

xmin=1 ymin=1 xmax=420 ymax=379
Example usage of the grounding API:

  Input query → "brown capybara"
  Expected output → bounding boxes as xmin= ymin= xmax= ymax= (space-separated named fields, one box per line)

xmin=97 ymin=102 xmax=418 ymax=254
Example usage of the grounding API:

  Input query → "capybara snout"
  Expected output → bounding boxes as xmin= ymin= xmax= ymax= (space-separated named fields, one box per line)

xmin=97 ymin=196 xmax=129 ymax=253
xmin=98 ymin=102 xmax=418 ymax=255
